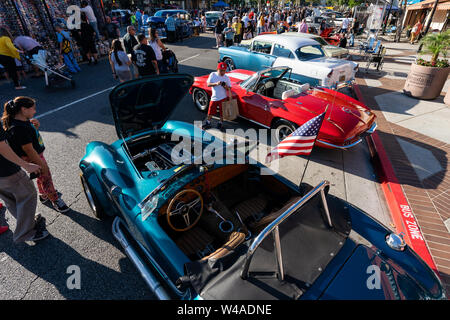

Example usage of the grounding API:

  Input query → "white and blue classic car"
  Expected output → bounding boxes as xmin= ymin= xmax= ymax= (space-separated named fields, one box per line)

xmin=219 ymin=34 xmax=358 ymax=88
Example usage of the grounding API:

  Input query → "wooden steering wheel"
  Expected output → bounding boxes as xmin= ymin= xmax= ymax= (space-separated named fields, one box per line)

xmin=167 ymin=189 xmax=204 ymax=232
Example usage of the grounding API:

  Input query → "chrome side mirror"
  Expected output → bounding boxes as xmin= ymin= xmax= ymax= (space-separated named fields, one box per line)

xmin=386 ymin=232 xmax=406 ymax=251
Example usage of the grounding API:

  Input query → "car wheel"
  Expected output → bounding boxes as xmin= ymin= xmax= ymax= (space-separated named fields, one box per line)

xmin=272 ymin=119 xmax=298 ymax=144
xmin=192 ymin=88 xmax=210 ymax=112
xmin=80 ymin=173 xmax=107 ymax=220
xmin=223 ymin=58 xmax=235 ymax=71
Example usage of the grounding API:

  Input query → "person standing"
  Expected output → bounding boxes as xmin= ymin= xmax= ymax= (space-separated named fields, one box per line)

xmin=109 ymin=39 xmax=132 ymax=82
xmin=165 ymin=14 xmax=176 ymax=43
xmin=0 ymin=28 xmax=25 ymax=90
xmin=202 ymin=62 xmax=232 ymax=130
xmin=257 ymin=14 xmax=265 ymax=35
xmin=148 ymin=28 xmax=167 ymax=73
xmin=55 ymin=24 xmax=81 ymax=73
xmin=175 ymin=13 xmax=183 ymax=43
xmin=135 ymin=9 xmax=142 ymax=32
xmin=102 ymin=16 xmax=121 ymax=47
xmin=132 ymin=33 xmax=159 ymax=77
xmin=298 ymin=19 xmax=308 ymax=33
xmin=410 ymin=20 xmax=423 ymax=44
xmin=80 ymin=0 xmax=100 ymax=40
xmin=3 ymin=96 xmax=70 ymax=214
xmin=223 ymin=22 xmax=235 ymax=47
xmin=78 ymin=14 xmax=98 ymax=65
xmin=341 ymin=15 xmax=350 ymax=34
xmin=232 ymin=17 xmax=242 ymax=44
xmin=0 ymin=106 xmax=46 ymax=242
xmin=349 ymin=18 xmax=359 ymax=47
xmin=123 ymin=25 xmax=138 ymax=78
xmin=214 ymin=19 xmax=224 ymax=48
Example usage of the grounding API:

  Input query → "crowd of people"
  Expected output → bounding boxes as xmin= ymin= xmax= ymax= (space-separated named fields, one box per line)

xmin=0 ymin=4 xmax=361 ymax=242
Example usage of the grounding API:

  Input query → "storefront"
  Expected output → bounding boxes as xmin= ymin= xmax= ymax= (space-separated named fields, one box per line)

xmin=404 ymin=0 xmax=450 ymax=32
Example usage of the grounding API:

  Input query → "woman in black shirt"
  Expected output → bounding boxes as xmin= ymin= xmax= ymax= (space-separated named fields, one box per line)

xmin=2 ymin=96 xmax=69 ymax=213
xmin=214 ymin=19 xmax=224 ymax=48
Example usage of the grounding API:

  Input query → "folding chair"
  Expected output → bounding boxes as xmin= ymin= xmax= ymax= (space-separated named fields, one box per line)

xmin=359 ymin=36 xmax=375 ymax=54
xmin=366 ymin=46 xmax=386 ymax=73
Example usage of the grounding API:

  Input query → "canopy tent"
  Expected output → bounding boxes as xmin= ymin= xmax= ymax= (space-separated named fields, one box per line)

xmin=212 ymin=1 xmax=228 ymax=7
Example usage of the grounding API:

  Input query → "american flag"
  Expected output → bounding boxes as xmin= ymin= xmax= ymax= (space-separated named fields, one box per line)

xmin=266 ymin=112 xmax=326 ymax=163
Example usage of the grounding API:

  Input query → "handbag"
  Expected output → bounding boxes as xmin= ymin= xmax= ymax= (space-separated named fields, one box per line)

xmin=222 ymin=90 xmax=239 ymax=121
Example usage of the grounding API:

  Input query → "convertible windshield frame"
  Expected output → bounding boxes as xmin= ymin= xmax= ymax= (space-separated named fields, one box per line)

xmin=241 ymin=180 xmax=333 ymax=281
xmin=240 ymin=67 xmax=291 ymax=92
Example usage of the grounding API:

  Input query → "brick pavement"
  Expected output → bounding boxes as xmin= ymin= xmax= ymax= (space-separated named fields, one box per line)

xmin=353 ymin=41 xmax=450 ymax=295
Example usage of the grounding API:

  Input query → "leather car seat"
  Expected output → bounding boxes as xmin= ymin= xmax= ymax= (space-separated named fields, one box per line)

xmin=250 ymin=196 xmax=302 ymax=234
xmin=281 ymin=89 xmax=297 ymax=100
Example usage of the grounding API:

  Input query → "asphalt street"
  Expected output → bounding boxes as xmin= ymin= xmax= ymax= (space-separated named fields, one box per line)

xmin=0 ymin=32 xmax=391 ymax=299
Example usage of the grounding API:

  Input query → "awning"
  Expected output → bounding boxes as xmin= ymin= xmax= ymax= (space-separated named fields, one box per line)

xmin=407 ymin=0 xmax=449 ymax=10
xmin=437 ymin=1 xmax=450 ymax=9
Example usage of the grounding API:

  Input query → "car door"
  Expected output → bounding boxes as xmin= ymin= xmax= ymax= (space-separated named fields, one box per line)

xmin=250 ymin=40 xmax=276 ymax=71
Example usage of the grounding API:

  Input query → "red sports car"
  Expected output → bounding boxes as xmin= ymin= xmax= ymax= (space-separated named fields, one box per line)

xmin=190 ymin=67 xmax=377 ymax=149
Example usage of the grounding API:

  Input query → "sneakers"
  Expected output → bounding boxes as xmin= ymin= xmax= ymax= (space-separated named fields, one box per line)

xmin=51 ymin=198 xmax=70 ymax=213
xmin=39 ymin=195 xmax=49 ymax=204
xmin=29 ymin=228 xmax=49 ymax=242
xmin=202 ymin=120 xmax=212 ymax=129
xmin=216 ymin=122 xmax=223 ymax=130
xmin=35 ymin=214 xmax=46 ymax=231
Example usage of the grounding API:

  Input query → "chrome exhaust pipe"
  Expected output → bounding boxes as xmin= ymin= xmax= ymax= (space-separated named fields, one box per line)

xmin=112 ymin=217 xmax=170 ymax=300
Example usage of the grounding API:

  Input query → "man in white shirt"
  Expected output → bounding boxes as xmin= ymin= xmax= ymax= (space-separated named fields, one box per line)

xmin=203 ymin=62 xmax=232 ymax=130
xmin=341 ymin=16 xmax=350 ymax=34
xmin=242 ymin=14 xmax=249 ymax=28
xmin=80 ymin=1 xmax=100 ymax=39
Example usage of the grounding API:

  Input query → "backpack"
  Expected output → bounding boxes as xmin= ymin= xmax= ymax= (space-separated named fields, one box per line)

xmin=59 ymin=32 xmax=72 ymax=54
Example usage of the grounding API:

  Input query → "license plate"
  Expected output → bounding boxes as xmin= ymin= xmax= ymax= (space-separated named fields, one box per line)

xmin=339 ymin=75 xmax=346 ymax=82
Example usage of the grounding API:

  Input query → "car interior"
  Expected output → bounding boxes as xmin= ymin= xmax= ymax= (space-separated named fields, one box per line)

xmin=156 ymin=164 xmax=300 ymax=262
xmin=254 ymin=75 xmax=310 ymax=100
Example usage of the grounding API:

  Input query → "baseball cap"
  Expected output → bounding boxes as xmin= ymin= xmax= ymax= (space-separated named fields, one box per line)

xmin=217 ymin=62 xmax=227 ymax=70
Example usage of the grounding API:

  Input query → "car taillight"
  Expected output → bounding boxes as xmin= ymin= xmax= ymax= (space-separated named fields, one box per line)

xmin=327 ymin=70 xmax=333 ymax=78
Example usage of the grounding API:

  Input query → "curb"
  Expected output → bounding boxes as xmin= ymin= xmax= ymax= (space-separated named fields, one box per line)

xmin=353 ymin=83 xmax=439 ymax=275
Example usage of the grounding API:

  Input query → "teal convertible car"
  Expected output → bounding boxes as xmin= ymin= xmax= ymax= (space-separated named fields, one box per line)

xmin=79 ymin=74 xmax=445 ymax=300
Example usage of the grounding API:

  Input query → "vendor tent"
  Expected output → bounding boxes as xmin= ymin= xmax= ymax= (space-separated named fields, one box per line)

xmin=212 ymin=1 xmax=228 ymax=8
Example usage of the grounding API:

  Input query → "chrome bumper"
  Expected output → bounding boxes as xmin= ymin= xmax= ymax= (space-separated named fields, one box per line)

xmin=317 ymin=122 xmax=377 ymax=150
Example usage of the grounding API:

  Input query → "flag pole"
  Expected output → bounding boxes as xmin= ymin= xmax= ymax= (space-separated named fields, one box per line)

xmin=298 ymin=104 xmax=329 ymax=195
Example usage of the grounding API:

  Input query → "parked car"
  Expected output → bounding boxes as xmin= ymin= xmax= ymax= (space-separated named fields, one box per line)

xmin=305 ymin=16 xmax=335 ymax=34
xmin=223 ymin=10 xmax=236 ymax=20
xmin=111 ymin=9 xmax=131 ymax=25
xmin=219 ymin=34 xmax=358 ymax=88
xmin=150 ymin=9 xmax=193 ymax=38
xmin=242 ymin=32 xmax=349 ymax=59
xmin=191 ymin=66 xmax=376 ymax=148
xmin=79 ymin=74 xmax=446 ymax=300
xmin=205 ymin=11 xmax=222 ymax=29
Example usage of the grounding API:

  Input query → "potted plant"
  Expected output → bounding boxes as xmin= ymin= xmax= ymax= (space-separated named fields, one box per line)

xmin=403 ymin=29 xmax=450 ymax=100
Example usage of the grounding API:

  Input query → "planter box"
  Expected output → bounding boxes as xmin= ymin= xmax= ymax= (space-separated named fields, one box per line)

xmin=403 ymin=63 xmax=450 ymax=100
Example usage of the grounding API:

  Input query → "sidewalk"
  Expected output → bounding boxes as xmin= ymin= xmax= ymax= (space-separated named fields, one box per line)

xmin=353 ymin=39 xmax=450 ymax=295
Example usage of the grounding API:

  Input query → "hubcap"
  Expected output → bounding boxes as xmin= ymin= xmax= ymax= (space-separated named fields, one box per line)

xmin=194 ymin=90 xmax=208 ymax=111
xmin=225 ymin=59 xmax=234 ymax=71
xmin=276 ymin=125 xmax=294 ymax=143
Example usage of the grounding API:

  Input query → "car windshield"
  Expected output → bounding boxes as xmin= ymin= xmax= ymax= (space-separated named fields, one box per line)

xmin=295 ymin=45 xmax=325 ymax=60
xmin=240 ymin=68 xmax=289 ymax=90
xmin=206 ymin=12 xmax=221 ymax=18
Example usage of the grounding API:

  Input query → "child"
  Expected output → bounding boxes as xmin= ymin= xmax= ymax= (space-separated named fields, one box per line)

xmin=55 ymin=24 xmax=81 ymax=73
xmin=2 ymin=96 xmax=69 ymax=213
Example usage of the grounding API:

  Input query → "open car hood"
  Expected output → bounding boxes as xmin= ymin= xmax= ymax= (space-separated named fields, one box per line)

xmin=109 ymin=74 xmax=193 ymax=139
